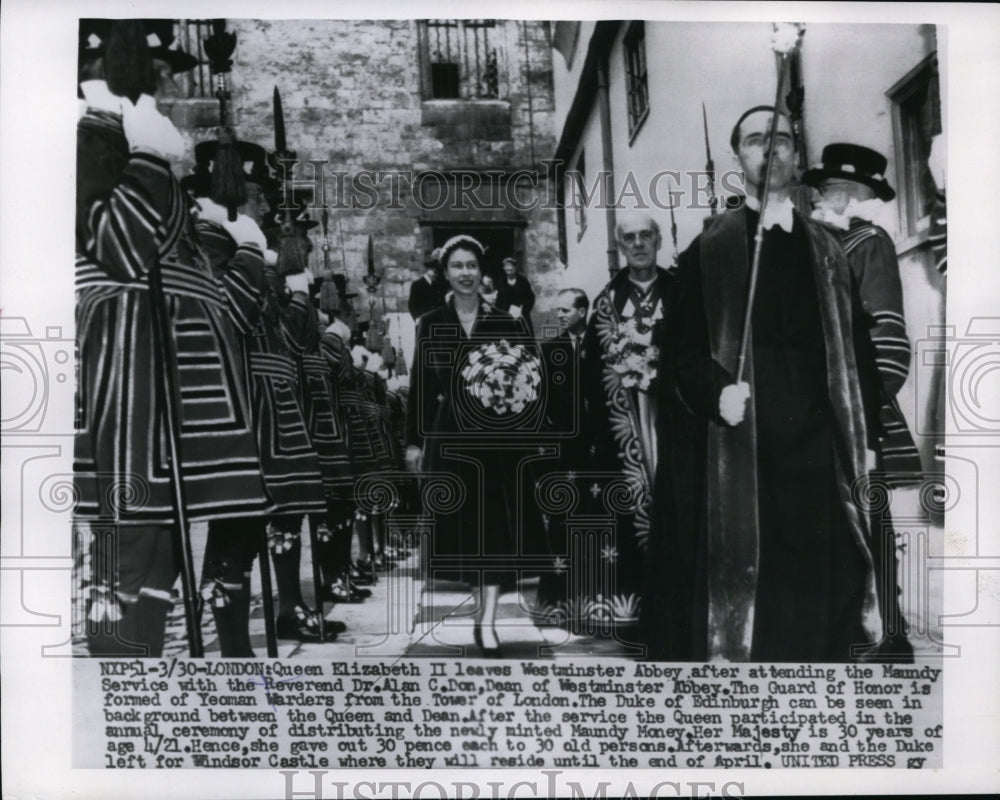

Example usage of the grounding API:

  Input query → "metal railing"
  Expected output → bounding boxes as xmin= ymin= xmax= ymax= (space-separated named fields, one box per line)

xmin=175 ymin=19 xmax=215 ymax=99
xmin=422 ymin=19 xmax=502 ymax=100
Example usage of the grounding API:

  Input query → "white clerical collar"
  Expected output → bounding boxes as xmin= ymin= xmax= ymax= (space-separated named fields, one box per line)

xmin=745 ymin=194 xmax=795 ymax=233
xmin=80 ymin=80 xmax=123 ymax=116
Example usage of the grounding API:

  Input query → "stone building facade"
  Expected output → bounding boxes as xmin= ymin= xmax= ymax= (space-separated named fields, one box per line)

xmin=169 ymin=19 xmax=562 ymax=334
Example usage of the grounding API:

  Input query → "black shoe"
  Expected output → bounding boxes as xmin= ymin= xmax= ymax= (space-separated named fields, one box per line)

xmin=323 ymin=581 xmax=371 ymax=604
xmin=473 ymin=622 xmax=503 ymax=659
xmin=276 ymin=605 xmax=338 ymax=643
xmin=352 ymin=559 xmax=376 ymax=584
xmin=349 ymin=585 xmax=372 ymax=601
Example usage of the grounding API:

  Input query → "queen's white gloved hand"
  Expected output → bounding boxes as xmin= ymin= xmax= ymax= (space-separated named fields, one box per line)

xmin=121 ymin=94 xmax=185 ymax=161
xmin=719 ymin=382 xmax=751 ymax=427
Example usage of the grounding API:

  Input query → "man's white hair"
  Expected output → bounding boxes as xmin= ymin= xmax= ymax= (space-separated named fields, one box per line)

xmin=615 ymin=212 xmax=661 ymax=241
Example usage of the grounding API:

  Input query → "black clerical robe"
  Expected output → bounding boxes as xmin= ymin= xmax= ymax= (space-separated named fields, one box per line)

xmin=647 ymin=207 xmax=881 ymax=662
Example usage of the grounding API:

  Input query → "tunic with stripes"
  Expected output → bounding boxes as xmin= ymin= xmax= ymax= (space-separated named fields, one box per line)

xmin=74 ymin=109 xmax=272 ymax=523
xmin=318 ymin=334 xmax=380 ymax=480
xmin=298 ymin=306 xmax=356 ymax=507
xmin=361 ymin=370 xmax=400 ymax=473
xmin=196 ymin=220 xmax=326 ymax=515
xmin=841 ymin=218 xmax=922 ymax=482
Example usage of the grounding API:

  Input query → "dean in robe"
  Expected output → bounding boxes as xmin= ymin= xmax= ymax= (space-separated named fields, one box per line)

xmin=645 ymin=106 xmax=886 ymax=663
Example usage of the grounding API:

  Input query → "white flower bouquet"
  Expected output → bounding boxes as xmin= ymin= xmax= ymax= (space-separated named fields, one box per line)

xmin=460 ymin=339 xmax=542 ymax=415
xmin=606 ymin=318 xmax=659 ymax=392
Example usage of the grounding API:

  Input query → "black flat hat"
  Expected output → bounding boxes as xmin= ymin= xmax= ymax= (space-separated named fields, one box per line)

xmin=261 ymin=186 xmax=320 ymax=231
xmin=261 ymin=205 xmax=321 ymax=232
xmin=182 ymin=139 xmax=280 ymax=196
xmin=79 ymin=19 xmax=199 ymax=74
xmin=79 ymin=19 xmax=112 ymax=64
xmin=802 ymin=143 xmax=896 ymax=202
xmin=144 ymin=20 xmax=200 ymax=74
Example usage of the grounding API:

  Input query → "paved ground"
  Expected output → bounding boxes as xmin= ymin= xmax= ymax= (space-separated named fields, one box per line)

xmin=75 ymin=485 xmax=947 ymax=660
xmin=176 ymin=533 xmax=630 ymax=660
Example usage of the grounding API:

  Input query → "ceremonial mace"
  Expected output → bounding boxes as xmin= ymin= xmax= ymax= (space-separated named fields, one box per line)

xmin=734 ymin=23 xmax=805 ymax=384
xmin=205 ymin=21 xmax=279 ymax=655
xmin=272 ymin=85 xmax=328 ymax=644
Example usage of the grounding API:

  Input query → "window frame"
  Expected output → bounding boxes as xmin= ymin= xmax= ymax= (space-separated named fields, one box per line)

xmin=623 ymin=21 xmax=650 ymax=145
xmin=417 ymin=19 xmax=505 ymax=101
xmin=887 ymin=52 xmax=942 ymax=249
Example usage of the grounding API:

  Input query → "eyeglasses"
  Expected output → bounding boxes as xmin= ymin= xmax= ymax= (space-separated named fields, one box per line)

xmin=620 ymin=230 xmax=655 ymax=244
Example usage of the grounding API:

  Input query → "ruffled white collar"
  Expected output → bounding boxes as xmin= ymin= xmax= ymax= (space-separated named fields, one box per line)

xmin=80 ymin=80 xmax=123 ymax=115
xmin=194 ymin=197 xmax=232 ymax=227
xmin=811 ymin=198 xmax=887 ymax=231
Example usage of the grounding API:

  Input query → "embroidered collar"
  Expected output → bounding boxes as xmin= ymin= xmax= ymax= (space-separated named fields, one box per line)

xmin=745 ymin=194 xmax=795 ymax=233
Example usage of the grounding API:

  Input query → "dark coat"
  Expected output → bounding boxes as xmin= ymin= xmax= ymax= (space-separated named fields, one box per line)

xmin=74 ymin=108 xmax=271 ymax=523
xmin=408 ymin=275 xmax=446 ymax=320
xmin=406 ymin=299 xmax=547 ymax=587
xmin=496 ymin=273 xmax=536 ymax=332
xmin=539 ymin=330 xmax=589 ymax=466
xmin=646 ymin=207 xmax=881 ymax=662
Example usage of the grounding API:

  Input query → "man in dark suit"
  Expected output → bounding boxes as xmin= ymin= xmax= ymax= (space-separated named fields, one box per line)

xmin=543 ymin=288 xmax=588 ymax=433
xmin=408 ymin=257 xmax=445 ymax=320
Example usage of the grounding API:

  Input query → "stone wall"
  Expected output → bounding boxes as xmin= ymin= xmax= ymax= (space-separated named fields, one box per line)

xmin=170 ymin=19 xmax=563 ymax=329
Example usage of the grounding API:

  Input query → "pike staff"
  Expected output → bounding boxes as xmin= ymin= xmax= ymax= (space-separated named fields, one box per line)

xmin=272 ymin=85 xmax=327 ymax=643
xmin=147 ymin=227 xmax=204 ymax=658
xmin=668 ymin=193 xmax=680 ymax=268
xmin=702 ymin=102 xmax=718 ymax=217
xmin=364 ymin=234 xmax=384 ymax=352
xmin=734 ymin=23 xmax=805 ymax=384
xmin=204 ymin=21 xmax=279 ymax=656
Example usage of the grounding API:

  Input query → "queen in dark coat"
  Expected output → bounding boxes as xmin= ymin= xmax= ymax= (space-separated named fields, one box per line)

xmin=405 ymin=235 xmax=547 ymax=656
